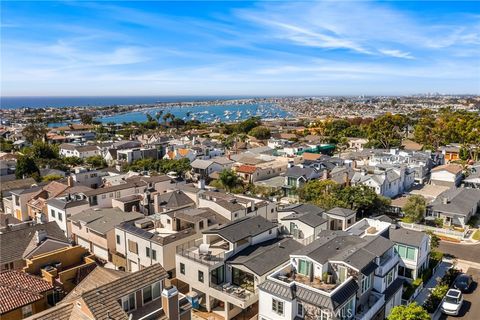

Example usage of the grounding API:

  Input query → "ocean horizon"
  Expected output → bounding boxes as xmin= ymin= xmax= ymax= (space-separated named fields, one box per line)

xmin=0 ymin=95 xmax=267 ymax=109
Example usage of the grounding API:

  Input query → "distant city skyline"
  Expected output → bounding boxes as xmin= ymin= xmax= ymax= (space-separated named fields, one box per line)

xmin=1 ymin=1 xmax=479 ymax=96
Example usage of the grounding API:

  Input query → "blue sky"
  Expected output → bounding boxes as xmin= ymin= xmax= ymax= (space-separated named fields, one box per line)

xmin=1 ymin=1 xmax=479 ymax=96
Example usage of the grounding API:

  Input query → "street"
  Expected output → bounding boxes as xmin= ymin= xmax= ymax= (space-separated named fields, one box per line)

xmin=438 ymin=241 xmax=480 ymax=263
xmin=439 ymin=268 xmax=480 ymax=320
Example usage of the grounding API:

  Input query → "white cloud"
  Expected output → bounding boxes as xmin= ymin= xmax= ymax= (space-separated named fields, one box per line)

xmin=379 ymin=49 xmax=415 ymax=59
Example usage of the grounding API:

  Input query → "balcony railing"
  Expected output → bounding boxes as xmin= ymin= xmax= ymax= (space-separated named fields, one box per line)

xmin=376 ymin=254 xmax=400 ymax=276
xmin=355 ymin=291 xmax=385 ymax=320
xmin=176 ymin=239 xmax=226 ymax=266
xmin=211 ymin=283 xmax=255 ymax=302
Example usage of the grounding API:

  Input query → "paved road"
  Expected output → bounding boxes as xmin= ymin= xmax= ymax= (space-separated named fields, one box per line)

xmin=438 ymin=241 xmax=480 ymax=263
xmin=439 ymin=268 xmax=480 ymax=320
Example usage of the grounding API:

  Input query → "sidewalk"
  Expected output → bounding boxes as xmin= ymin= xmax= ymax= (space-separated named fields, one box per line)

xmin=414 ymin=260 xmax=452 ymax=306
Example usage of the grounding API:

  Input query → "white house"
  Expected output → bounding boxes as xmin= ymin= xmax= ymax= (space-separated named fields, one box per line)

xmin=46 ymin=194 xmax=90 ymax=237
xmin=59 ymin=143 xmax=101 ymax=159
xmin=430 ymin=164 xmax=463 ymax=187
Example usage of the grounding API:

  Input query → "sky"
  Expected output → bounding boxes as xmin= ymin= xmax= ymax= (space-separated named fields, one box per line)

xmin=1 ymin=1 xmax=479 ymax=96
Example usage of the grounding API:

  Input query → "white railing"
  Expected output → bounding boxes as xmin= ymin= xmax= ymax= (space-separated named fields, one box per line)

xmin=376 ymin=254 xmax=400 ymax=276
xmin=398 ymin=222 xmax=468 ymax=239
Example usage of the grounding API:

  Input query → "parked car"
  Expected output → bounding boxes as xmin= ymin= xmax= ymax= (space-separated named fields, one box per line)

xmin=441 ymin=289 xmax=464 ymax=316
xmin=453 ymin=273 xmax=473 ymax=293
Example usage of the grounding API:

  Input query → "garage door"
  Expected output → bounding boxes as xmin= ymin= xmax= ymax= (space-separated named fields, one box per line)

xmin=93 ymin=245 xmax=109 ymax=261
xmin=77 ymin=237 xmax=90 ymax=250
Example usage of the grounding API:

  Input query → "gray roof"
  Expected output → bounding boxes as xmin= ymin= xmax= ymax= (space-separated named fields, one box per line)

xmin=259 ymin=278 xmax=358 ymax=310
xmin=429 ymin=188 xmax=480 ymax=216
xmin=0 ymin=222 xmax=69 ymax=265
xmin=279 ymin=203 xmax=325 ymax=215
xmin=327 ymin=207 xmax=356 ymax=218
xmin=203 ymin=216 xmax=276 ymax=243
xmin=227 ymin=238 xmax=303 ymax=276
xmin=190 ymin=159 xmax=213 ymax=170
xmin=388 ymin=227 xmax=426 ymax=247
xmin=47 ymin=198 xmax=89 ymax=210
xmin=157 ymin=190 xmax=194 ymax=209
xmin=285 ymin=166 xmax=316 ymax=179
xmin=282 ymin=211 xmax=327 ymax=228
xmin=384 ymin=277 xmax=404 ymax=300
xmin=69 ymin=208 xmax=144 ymax=235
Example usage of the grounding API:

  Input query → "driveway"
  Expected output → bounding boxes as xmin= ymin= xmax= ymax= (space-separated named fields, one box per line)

xmin=438 ymin=241 xmax=480 ymax=263
xmin=439 ymin=268 xmax=480 ymax=320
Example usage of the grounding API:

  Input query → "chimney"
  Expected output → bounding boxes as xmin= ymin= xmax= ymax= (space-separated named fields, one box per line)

xmin=287 ymin=161 xmax=294 ymax=168
xmin=162 ymin=286 xmax=179 ymax=320
xmin=322 ymin=169 xmax=328 ymax=180
xmin=442 ymin=197 xmax=449 ymax=204
xmin=35 ymin=230 xmax=47 ymax=244
xmin=67 ymin=175 xmax=74 ymax=187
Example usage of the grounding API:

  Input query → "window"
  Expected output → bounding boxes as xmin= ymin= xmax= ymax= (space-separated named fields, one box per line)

xmin=395 ymin=244 xmax=416 ymax=261
xmin=102 ymin=194 xmax=107 ymax=199
xmin=340 ymin=297 xmax=355 ymax=320
xmin=58 ymin=212 xmax=63 ymax=221
xmin=152 ymin=249 xmax=157 ymax=261
xmin=146 ymin=247 xmax=150 ymax=258
xmin=115 ymin=191 xmax=121 ymax=198
xmin=22 ymin=304 xmax=33 ymax=317
xmin=361 ymin=273 xmax=372 ymax=294
xmin=116 ymin=235 xmax=121 ymax=245
xmin=297 ymin=303 xmax=304 ymax=317
xmin=198 ymin=270 xmax=204 ymax=283
xmin=142 ymin=281 xmax=161 ymax=304
xmin=128 ymin=240 xmax=138 ymax=254
xmin=298 ymin=259 xmax=311 ymax=276
xmin=211 ymin=266 xmax=225 ymax=285
xmin=386 ymin=268 xmax=395 ymax=286
xmin=272 ymin=298 xmax=284 ymax=316
xmin=51 ymin=209 xmax=56 ymax=218
xmin=180 ymin=263 xmax=185 ymax=275
xmin=110 ymin=193 xmax=113 ymax=198
xmin=119 ymin=292 xmax=136 ymax=312
xmin=199 ymin=221 xmax=204 ymax=230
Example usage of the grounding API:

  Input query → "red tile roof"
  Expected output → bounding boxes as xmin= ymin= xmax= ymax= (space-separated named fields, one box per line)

xmin=0 ymin=270 xmax=53 ymax=314
xmin=236 ymin=165 xmax=257 ymax=174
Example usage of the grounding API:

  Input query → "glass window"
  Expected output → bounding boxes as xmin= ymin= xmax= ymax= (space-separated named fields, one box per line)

xmin=152 ymin=281 xmax=161 ymax=299
xmin=272 ymin=298 xmax=284 ymax=315
xmin=180 ymin=263 xmax=185 ymax=275
xmin=386 ymin=268 xmax=395 ymax=286
xmin=143 ymin=285 xmax=152 ymax=303
xmin=338 ymin=266 xmax=348 ymax=283
xmin=340 ymin=297 xmax=354 ymax=320
xmin=51 ymin=209 xmax=56 ymax=218
xmin=58 ymin=212 xmax=63 ymax=221
xmin=406 ymin=247 xmax=416 ymax=260
xmin=211 ymin=266 xmax=225 ymax=285
xmin=152 ymin=249 xmax=157 ymax=261
xmin=146 ymin=247 xmax=150 ymax=257
xmin=297 ymin=303 xmax=303 ymax=316
xmin=120 ymin=292 xmax=136 ymax=312
xmin=198 ymin=270 xmax=204 ymax=283
xmin=116 ymin=235 xmax=120 ymax=245
xmin=361 ymin=273 xmax=371 ymax=294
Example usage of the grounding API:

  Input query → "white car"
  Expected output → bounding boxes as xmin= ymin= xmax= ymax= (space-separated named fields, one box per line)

xmin=441 ymin=289 xmax=463 ymax=316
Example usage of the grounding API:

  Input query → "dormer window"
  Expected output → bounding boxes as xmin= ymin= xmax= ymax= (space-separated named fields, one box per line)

xmin=298 ymin=259 xmax=311 ymax=277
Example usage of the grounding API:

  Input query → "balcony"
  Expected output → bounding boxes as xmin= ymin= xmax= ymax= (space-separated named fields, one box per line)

xmin=271 ymin=265 xmax=340 ymax=293
xmin=355 ymin=291 xmax=385 ymax=320
xmin=176 ymin=238 xmax=229 ymax=266
xmin=210 ymin=283 xmax=257 ymax=308
xmin=376 ymin=253 xmax=400 ymax=277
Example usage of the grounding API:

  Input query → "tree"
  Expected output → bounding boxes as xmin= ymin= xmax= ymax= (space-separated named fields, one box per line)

xmin=27 ymin=141 xmax=59 ymax=159
xmin=248 ymin=126 xmax=271 ymax=140
xmin=219 ymin=169 xmax=241 ymax=192
xmin=298 ymin=180 xmax=345 ymax=209
xmin=22 ymin=123 xmax=48 ymax=143
xmin=367 ymin=113 xmax=407 ymax=149
xmin=15 ymin=156 xmax=40 ymax=179
xmin=85 ymin=155 xmax=107 ymax=168
xmin=388 ymin=303 xmax=429 ymax=320
xmin=235 ymin=117 xmax=261 ymax=134
xmin=402 ymin=195 xmax=426 ymax=223
xmin=42 ymin=174 xmax=64 ymax=182
xmin=80 ymin=113 xmax=94 ymax=124
xmin=426 ymin=231 xmax=440 ymax=249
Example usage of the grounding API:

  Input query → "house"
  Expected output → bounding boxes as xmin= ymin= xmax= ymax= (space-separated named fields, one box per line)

xmin=0 ymin=221 xmax=69 ymax=271
xmin=463 ymin=170 xmax=480 ymax=189
xmin=23 ymin=245 xmax=97 ymax=295
xmin=68 ymin=207 xmax=144 ymax=263
xmin=234 ymin=155 xmax=289 ymax=183
xmin=388 ymin=226 xmax=430 ymax=281
xmin=278 ymin=204 xmax=357 ymax=243
xmin=258 ymin=230 xmax=403 ymax=320
xmin=117 ymin=147 xmax=159 ymax=164
xmin=26 ymin=264 xmax=192 ymax=320
xmin=6 ymin=186 xmax=45 ymax=222
xmin=176 ymin=216 xmax=302 ymax=320
xmin=426 ymin=188 xmax=480 ymax=227
xmin=283 ymin=166 xmax=321 ymax=198
xmin=440 ymin=144 xmax=461 ymax=163
xmin=59 ymin=143 xmax=101 ymax=159
xmin=0 ymin=213 xmax=21 ymax=232
xmin=164 ymin=148 xmax=196 ymax=162
xmin=113 ymin=207 xmax=225 ymax=275
xmin=71 ymin=166 xmax=111 ymax=189
xmin=0 ymin=270 xmax=54 ymax=320
xmin=351 ymin=166 xmax=414 ymax=198
xmin=46 ymin=194 xmax=90 ymax=237
xmin=347 ymin=137 xmax=369 ymax=151
xmin=198 ymin=191 xmax=277 ymax=221
xmin=430 ymin=164 xmax=464 ymax=187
